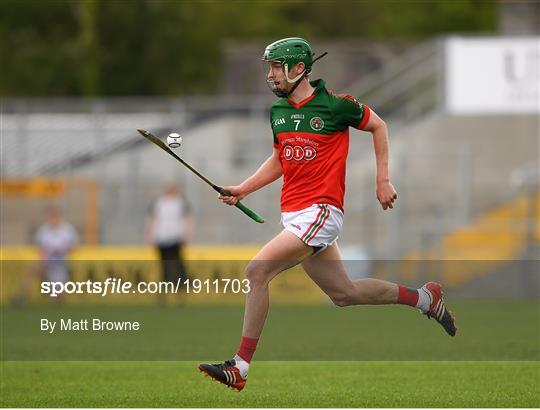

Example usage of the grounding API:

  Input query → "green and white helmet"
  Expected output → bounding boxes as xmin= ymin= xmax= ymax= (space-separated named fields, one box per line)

xmin=262 ymin=37 xmax=314 ymax=83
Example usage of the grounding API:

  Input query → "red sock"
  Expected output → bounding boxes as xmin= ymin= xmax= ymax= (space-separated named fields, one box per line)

xmin=236 ymin=336 xmax=258 ymax=363
xmin=397 ymin=285 xmax=419 ymax=307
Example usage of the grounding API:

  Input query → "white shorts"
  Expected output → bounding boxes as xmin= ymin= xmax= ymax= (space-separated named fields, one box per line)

xmin=281 ymin=203 xmax=343 ymax=254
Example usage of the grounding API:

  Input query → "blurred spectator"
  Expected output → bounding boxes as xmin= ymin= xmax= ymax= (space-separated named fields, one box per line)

xmin=146 ymin=183 xmax=192 ymax=295
xmin=13 ymin=205 xmax=79 ymax=305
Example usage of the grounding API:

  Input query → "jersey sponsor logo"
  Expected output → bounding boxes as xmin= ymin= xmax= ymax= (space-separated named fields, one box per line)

xmin=281 ymin=136 xmax=319 ymax=147
xmin=310 ymin=117 xmax=324 ymax=131
xmin=290 ymin=114 xmax=305 ymax=119
xmin=283 ymin=144 xmax=317 ymax=162
xmin=273 ymin=118 xmax=286 ymax=126
xmin=303 ymin=146 xmax=317 ymax=160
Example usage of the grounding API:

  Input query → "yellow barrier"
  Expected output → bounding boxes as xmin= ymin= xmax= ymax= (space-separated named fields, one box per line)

xmin=0 ymin=246 xmax=325 ymax=305
xmin=1 ymin=245 xmax=260 ymax=261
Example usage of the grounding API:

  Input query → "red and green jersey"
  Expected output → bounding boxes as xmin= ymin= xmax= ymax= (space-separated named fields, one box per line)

xmin=270 ymin=79 xmax=371 ymax=212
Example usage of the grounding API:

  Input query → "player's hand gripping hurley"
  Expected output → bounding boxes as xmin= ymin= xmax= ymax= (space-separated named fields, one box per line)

xmin=137 ymin=129 xmax=264 ymax=223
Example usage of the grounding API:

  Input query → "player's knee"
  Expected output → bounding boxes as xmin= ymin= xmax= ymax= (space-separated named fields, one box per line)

xmin=244 ymin=263 xmax=271 ymax=288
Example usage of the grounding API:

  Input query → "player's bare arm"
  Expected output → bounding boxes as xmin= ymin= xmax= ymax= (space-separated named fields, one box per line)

xmin=363 ymin=109 xmax=398 ymax=210
xmin=219 ymin=147 xmax=282 ymax=206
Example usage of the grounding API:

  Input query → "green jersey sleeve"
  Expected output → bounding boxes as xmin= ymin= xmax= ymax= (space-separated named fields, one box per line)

xmin=332 ymin=94 xmax=371 ymax=130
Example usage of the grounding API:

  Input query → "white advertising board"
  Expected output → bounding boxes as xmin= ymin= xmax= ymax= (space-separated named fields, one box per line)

xmin=445 ymin=37 xmax=540 ymax=114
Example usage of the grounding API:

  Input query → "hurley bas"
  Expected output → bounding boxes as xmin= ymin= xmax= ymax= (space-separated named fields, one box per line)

xmin=41 ymin=318 xmax=140 ymax=334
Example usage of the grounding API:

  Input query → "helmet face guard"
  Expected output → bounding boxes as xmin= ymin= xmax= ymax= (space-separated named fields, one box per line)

xmin=262 ymin=37 xmax=314 ymax=98
xmin=262 ymin=60 xmax=290 ymax=98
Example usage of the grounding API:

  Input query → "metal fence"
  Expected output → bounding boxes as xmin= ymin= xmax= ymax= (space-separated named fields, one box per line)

xmin=2 ymin=99 xmax=537 ymax=260
xmin=1 ymin=37 xmax=538 ymax=261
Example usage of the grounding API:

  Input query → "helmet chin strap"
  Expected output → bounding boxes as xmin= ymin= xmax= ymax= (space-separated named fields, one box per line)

xmin=284 ymin=63 xmax=306 ymax=83
xmin=284 ymin=52 xmax=328 ymax=98
xmin=284 ymin=68 xmax=307 ymax=98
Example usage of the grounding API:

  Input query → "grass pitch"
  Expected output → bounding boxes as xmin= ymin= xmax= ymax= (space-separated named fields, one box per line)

xmin=1 ymin=300 xmax=539 ymax=407
xmin=1 ymin=361 xmax=538 ymax=407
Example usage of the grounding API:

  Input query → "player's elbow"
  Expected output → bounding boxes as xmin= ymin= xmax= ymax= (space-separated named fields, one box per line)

xmin=371 ymin=117 xmax=387 ymax=134
xmin=329 ymin=291 xmax=352 ymax=307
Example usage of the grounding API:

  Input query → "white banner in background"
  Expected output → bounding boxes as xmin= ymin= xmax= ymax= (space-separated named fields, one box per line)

xmin=445 ymin=37 xmax=540 ymax=114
